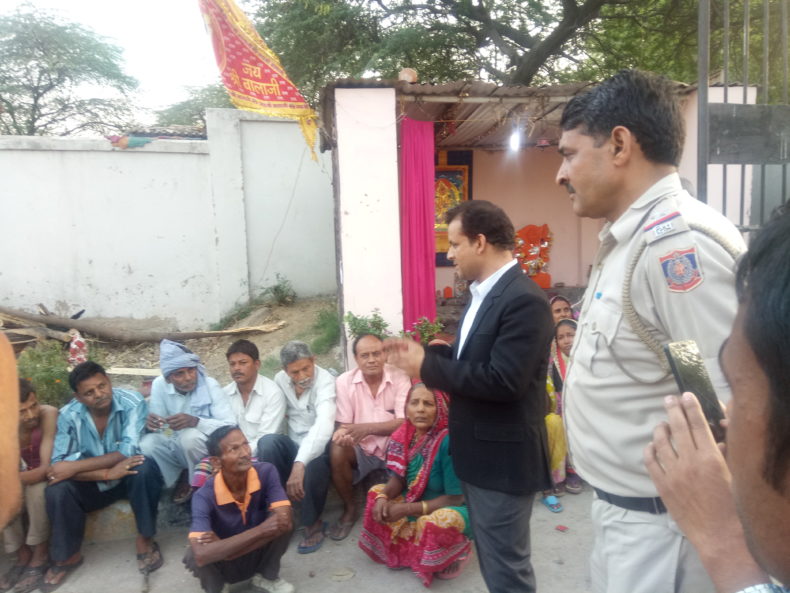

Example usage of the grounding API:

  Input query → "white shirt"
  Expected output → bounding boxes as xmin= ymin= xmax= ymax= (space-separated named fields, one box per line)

xmin=223 ymin=375 xmax=286 ymax=449
xmin=273 ymin=365 xmax=337 ymax=465
xmin=148 ymin=375 xmax=235 ymax=435
xmin=456 ymin=258 xmax=518 ymax=357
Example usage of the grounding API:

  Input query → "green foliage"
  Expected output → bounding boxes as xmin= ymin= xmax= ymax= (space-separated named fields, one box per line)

xmin=155 ymin=83 xmax=234 ymax=127
xmin=17 ymin=341 xmax=71 ymax=407
xmin=0 ymin=7 xmax=138 ymax=136
xmin=404 ymin=316 xmax=445 ymax=346
xmin=264 ymin=274 xmax=296 ymax=306
xmin=259 ymin=355 xmax=281 ymax=379
xmin=344 ymin=309 xmax=390 ymax=341
xmin=310 ymin=308 xmax=341 ymax=355
xmin=250 ymin=0 xmax=612 ymax=101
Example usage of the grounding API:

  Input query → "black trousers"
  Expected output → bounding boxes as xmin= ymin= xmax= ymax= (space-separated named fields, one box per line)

xmin=461 ymin=481 xmax=537 ymax=593
xmin=257 ymin=434 xmax=331 ymax=528
xmin=45 ymin=458 xmax=163 ymax=563
xmin=183 ymin=530 xmax=291 ymax=593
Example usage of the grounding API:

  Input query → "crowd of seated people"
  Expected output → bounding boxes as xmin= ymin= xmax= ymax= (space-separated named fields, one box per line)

xmin=4 ymin=326 xmax=584 ymax=592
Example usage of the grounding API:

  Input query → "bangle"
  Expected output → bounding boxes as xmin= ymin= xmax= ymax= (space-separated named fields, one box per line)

xmin=421 ymin=501 xmax=428 ymax=516
xmin=103 ymin=469 xmax=110 ymax=481
xmin=375 ymin=493 xmax=388 ymax=502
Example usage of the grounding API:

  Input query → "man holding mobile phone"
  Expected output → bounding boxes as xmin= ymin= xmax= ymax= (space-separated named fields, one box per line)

xmin=556 ymin=69 xmax=746 ymax=593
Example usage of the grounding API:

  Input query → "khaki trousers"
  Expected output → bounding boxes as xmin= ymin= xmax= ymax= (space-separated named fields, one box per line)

xmin=590 ymin=497 xmax=715 ymax=593
xmin=2 ymin=481 xmax=49 ymax=553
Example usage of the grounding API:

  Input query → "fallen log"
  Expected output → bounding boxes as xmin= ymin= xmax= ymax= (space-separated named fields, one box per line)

xmin=0 ymin=326 xmax=72 ymax=342
xmin=0 ymin=306 xmax=286 ymax=343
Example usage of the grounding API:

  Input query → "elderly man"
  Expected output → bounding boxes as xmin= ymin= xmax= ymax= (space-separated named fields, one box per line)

xmin=224 ymin=339 xmax=285 ymax=451
xmin=556 ymin=70 xmax=746 ymax=593
xmin=43 ymin=362 xmax=163 ymax=591
xmin=258 ymin=341 xmax=336 ymax=554
xmin=0 ymin=380 xmax=57 ymax=593
xmin=184 ymin=425 xmax=294 ymax=593
xmin=328 ymin=333 xmax=410 ymax=541
xmin=646 ymin=207 xmax=790 ymax=593
xmin=140 ymin=339 xmax=234 ymax=503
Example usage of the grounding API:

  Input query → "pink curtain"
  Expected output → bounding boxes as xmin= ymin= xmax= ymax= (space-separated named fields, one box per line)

xmin=399 ymin=117 xmax=436 ymax=332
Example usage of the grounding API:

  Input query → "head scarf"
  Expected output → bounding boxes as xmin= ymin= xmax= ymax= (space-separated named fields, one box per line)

xmin=158 ymin=339 xmax=212 ymax=408
xmin=554 ymin=319 xmax=578 ymax=380
xmin=386 ymin=384 xmax=449 ymax=502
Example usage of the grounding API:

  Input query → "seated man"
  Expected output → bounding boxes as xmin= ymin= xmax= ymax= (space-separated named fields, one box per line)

xmin=184 ymin=425 xmax=294 ymax=593
xmin=224 ymin=339 xmax=285 ymax=451
xmin=44 ymin=362 xmax=163 ymax=591
xmin=259 ymin=341 xmax=336 ymax=554
xmin=0 ymin=380 xmax=57 ymax=593
xmin=329 ymin=333 xmax=410 ymax=541
xmin=140 ymin=339 xmax=235 ymax=503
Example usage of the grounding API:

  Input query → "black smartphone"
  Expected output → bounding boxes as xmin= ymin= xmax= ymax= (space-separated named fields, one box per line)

xmin=663 ymin=340 xmax=726 ymax=442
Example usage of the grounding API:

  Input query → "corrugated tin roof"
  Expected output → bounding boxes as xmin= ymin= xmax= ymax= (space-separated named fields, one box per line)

xmin=320 ymin=78 xmax=695 ymax=151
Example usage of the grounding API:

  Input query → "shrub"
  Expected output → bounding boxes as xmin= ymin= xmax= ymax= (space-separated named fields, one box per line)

xmin=344 ymin=309 xmax=391 ymax=341
xmin=17 ymin=341 xmax=71 ymax=407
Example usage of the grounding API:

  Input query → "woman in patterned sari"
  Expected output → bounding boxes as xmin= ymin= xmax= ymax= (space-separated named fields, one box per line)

xmin=359 ymin=383 xmax=472 ymax=587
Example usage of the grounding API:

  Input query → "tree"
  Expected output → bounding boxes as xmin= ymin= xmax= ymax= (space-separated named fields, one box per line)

xmin=0 ymin=8 xmax=138 ymax=136
xmin=155 ymin=83 xmax=234 ymax=127
xmin=252 ymin=0 xmax=616 ymax=102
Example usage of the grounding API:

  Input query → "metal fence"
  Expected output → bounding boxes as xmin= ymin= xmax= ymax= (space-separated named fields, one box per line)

xmin=698 ymin=0 xmax=790 ymax=231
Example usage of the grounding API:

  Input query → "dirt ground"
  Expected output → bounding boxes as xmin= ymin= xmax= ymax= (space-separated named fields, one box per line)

xmin=98 ymin=297 xmax=343 ymax=390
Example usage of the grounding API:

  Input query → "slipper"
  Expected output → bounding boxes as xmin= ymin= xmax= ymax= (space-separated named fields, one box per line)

xmin=297 ymin=522 xmax=327 ymax=554
xmin=328 ymin=520 xmax=355 ymax=541
xmin=0 ymin=564 xmax=26 ymax=592
xmin=541 ymin=495 xmax=563 ymax=513
xmin=41 ymin=557 xmax=84 ymax=593
xmin=137 ymin=541 xmax=164 ymax=574
xmin=13 ymin=565 xmax=47 ymax=593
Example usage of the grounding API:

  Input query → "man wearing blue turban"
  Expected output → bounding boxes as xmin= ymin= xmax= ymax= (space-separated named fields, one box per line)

xmin=140 ymin=340 xmax=235 ymax=503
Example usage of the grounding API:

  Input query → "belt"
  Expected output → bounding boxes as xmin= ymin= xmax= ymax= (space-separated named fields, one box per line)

xmin=594 ymin=488 xmax=667 ymax=515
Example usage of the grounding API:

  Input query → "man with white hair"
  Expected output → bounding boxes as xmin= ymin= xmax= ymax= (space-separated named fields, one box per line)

xmin=140 ymin=340 xmax=235 ymax=503
xmin=258 ymin=341 xmax=336 ymax=554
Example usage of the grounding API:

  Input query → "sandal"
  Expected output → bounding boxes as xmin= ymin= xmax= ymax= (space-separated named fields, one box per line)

xmin=137 ymin=541 xmax=164 ymax=574
xmin=41 ymin=557 xmax=83 ymax=593
xmin=328 ymin=520 xmax=355 ymax=541
xmin=565 ymin=474 xmax=583 ymax=494
xmin=13 ymin=565 xmax=47 ymax=593
xmin=541 ymin=494 xmax=563 ymax=513
xmin=0 ymin=564 xmax=25 ymax=592
xmin=297 ymin=522 xmax=327 ymax=554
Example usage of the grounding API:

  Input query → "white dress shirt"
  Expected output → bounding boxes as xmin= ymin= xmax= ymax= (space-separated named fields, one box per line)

xmin=456 ymin=258 xmax=519 ymax=357
xmin=223 ymin=374 xmax=286 ymax=449
xmin=273 ymin=365 xmax=337 ymax=465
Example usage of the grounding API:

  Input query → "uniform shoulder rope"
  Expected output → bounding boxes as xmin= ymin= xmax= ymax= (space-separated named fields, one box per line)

xmin=622 ymin=198 xmax=744 ymax=374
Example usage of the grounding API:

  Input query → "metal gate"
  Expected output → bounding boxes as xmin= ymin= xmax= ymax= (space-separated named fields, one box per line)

xmin=698 ymin=0 xmax=790 ymax=231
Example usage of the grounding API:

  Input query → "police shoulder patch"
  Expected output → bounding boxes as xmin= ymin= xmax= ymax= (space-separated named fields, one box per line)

xmin=659 ymin=247 xmax=704 ymax=292
xmin=643 ymin=211 xmax=690 ymax=244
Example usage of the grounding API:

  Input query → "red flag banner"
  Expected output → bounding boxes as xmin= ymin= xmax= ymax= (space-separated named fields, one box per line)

xmin=198 ymin=0 xmax=318 ymax=158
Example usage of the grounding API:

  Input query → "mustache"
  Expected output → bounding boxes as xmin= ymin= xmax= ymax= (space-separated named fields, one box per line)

xmin=296 ymin=377 xmax=313 ymax=388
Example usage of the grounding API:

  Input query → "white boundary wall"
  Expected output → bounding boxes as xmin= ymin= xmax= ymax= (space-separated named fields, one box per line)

xmin=0 ymin=110 xmax=335 ymax=330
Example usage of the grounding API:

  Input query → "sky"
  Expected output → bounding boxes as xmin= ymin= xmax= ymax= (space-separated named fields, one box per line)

xmin=0 ymin=0 xmax=240 ymax=120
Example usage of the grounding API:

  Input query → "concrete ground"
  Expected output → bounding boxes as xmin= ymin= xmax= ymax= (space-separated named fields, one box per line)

xmin=1 ymin=489 xmax=593 ymax=593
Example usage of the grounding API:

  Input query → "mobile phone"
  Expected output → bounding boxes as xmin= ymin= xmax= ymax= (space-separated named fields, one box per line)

xmin=663 ymin=340 xmax=726 ymax=442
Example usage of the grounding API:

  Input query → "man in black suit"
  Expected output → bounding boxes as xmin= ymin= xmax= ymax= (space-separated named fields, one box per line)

xmin=386 ymin=200 xmax=553 ymax=593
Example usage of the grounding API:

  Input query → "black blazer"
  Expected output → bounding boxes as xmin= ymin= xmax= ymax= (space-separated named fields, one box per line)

xmin=421 ymin=264 xmax=553 ymax=495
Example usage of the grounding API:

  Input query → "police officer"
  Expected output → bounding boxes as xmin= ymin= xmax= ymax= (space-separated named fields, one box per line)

xmin=555 ymin=69 xmax=746 ymax=593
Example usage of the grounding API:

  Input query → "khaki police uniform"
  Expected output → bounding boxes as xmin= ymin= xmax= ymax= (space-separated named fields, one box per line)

xmin=564 ymin=173 xmax=746 ymax=593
